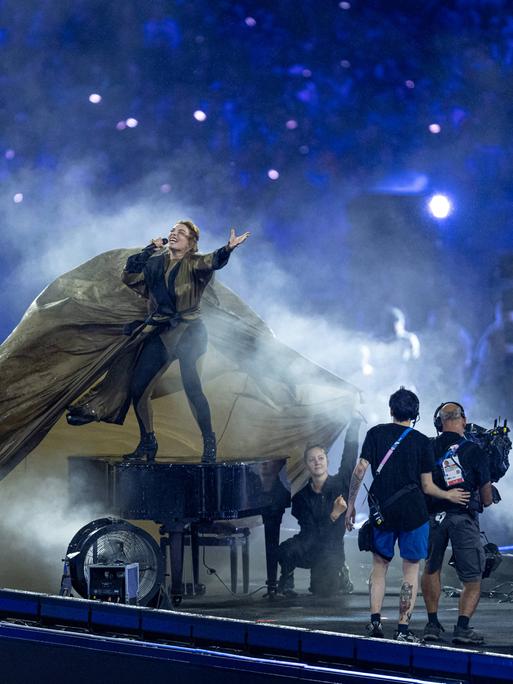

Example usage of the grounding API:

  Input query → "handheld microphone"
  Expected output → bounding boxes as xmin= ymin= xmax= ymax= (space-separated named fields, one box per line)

xmin=149 ymin=237 xmax=168 ymax=248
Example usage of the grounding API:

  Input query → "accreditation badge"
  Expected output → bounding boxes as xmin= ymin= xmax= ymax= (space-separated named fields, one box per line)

xmin=442 ymin=447 xmax=464 ymax=487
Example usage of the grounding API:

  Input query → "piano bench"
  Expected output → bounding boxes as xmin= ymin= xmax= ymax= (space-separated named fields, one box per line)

xmin=185 ymin=521 xmax=259 ymax=594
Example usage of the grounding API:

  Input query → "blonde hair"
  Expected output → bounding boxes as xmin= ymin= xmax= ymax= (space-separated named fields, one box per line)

xmin=174 ymin=219 xmax=200 ymax=254
xmin=303 ymin=445 xmax=327 ymax=462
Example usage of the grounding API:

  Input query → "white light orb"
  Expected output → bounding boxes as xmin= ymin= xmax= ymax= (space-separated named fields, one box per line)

xmin=428 ymin=194 xmax=452 ymax=219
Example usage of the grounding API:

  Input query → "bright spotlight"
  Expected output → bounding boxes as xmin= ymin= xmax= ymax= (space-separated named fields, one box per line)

xmin=193 ymin=110 xmax=207 ymax=122
xmin=428 ymin=194 xmax=452 ymax=219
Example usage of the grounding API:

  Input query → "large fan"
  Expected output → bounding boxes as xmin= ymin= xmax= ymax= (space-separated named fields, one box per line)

xmin=66 ymin=517 xmax=164 ymax=606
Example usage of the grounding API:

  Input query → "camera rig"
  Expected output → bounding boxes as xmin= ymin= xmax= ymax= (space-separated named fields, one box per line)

xmin=464 ymin=419 xmax=511 ymax=486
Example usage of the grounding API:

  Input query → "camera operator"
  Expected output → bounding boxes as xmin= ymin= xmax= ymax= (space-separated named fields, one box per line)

xmin=421 ymin=402 xmax=493 ymax=646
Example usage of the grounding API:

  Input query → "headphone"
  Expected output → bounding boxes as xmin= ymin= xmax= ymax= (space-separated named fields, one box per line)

xmin=410 ymin=397 xmax=420 ymax=427
xmin=433 ymin=401 xmax=466 ymax=432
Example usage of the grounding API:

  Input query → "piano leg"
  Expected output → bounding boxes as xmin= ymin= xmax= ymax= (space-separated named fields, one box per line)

xmin=160 ymin=523 xmax=185 ymax=607
xmin=191 ymin=526 xmax=200 ymax=591
xmin=262 ymin=511 xmax=284 ymax=597
xmin=229 ymin=542 xmax=238 ymax=593
xmin=242 ymin=529 xmax=250 ymax=594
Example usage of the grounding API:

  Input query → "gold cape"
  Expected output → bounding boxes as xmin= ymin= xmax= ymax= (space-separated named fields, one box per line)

xmin=0 ymin=249 xmax=359 ymax=491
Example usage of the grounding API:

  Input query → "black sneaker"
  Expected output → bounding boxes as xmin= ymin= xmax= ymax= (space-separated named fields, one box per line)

xmin=277 ymin=572 xmax=297 ymax=597
xmin=423 ymin=621 xmax=445 ymax=642
xmin=338 ymin=563 xmax=354 ymax=595
xmin=282 ymin=589 xmax=298 ymax=598
xmin=452 ymin=625 xmax=485 ymax=645
xmin=366 ymin=620 xmax=384 ymax=638
xmin=394 ymin=629 xmax=420 ymax=643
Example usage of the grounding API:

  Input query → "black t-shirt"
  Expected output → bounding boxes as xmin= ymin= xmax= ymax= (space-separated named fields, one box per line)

xmin=361 ymin=423 xmax=434 ymax=531
xmin=427 ymin=431 xmax=491 ymax=515
xmin=291 ymin=473 xmax=347 ymax=549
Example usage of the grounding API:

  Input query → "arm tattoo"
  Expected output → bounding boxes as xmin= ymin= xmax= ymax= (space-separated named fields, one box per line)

xmin=347 ymin=462 xmax=366 ymax=507
xmin=399 ymin=582 xmax=413 ymax=624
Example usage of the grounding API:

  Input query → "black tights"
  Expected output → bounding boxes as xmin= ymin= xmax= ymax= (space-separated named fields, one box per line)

xmin=130 ymin=322 xmax=212 ymax=439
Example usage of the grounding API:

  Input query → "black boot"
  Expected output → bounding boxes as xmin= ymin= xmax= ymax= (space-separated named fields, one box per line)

xmin=66 ymin=404 xmax=98 ymax=426
xmin=277 ymin=570 xmax=297 ymax=598
xmin=338 ymin=563 xmax=354 ymax=595
xmin=201 ymin=432 xmax=216 ymax=464
xmin=123 ymin=432 xmax=158 ymax=463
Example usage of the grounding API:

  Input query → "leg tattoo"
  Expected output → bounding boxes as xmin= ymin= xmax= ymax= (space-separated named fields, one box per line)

xmin=399 ymin=582 xmax=413 ymax=624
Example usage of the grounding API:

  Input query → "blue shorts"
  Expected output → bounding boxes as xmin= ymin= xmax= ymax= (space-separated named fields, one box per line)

xmin=372 ymin=521 xmax=429 ymax=562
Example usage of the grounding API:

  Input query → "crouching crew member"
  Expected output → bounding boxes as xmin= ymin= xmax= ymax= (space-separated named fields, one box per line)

xmin=276 ymin=417 xmax=361 ymax=597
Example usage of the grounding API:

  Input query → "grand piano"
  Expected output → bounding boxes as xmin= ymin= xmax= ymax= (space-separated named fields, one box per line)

xmin=67 ymin=457 xmax=291 ymax=605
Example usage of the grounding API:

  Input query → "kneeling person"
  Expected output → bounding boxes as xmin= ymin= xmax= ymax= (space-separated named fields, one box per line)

xmin=277 ymin=445 xmax=349 ymax=597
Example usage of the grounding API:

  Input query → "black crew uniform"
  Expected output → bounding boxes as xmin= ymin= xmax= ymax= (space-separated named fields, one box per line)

xmin=425 ymin=432 xmax=490 ymax=582
xmin=277 ymin=475 xmax=348 ymax=595
xmin=277 ymin=431 xmax=356 ymax=597
xmin=362 ymin=423 xmax=434 ymax=533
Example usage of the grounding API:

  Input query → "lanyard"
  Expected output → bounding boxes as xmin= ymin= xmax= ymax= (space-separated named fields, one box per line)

xmin=436 ymin=439 xmax=465 ymax=467
xmin=376 ymin=427 xmax=412 ymax=474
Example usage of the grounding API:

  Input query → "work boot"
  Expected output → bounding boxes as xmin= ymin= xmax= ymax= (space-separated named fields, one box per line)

xmin=452 ymin=625 xmax=485 ymax=645
xmin=423 ymin=621 xmax=445 ymax=642
xmin=123 ymin=432 xmax=158 ymax=463
xmin=201 ymin=432 xmax=217 ymax=464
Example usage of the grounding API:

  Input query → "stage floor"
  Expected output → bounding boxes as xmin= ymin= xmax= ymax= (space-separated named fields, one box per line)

xmin=168 ymin=527 xmax=513 ymax=657
xmin=175 ymin=586 xmax=513 ymax=656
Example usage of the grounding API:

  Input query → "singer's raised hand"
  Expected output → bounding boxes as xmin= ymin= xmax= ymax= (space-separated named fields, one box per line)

xmin=228 ymin=228 xmax=250 ymax=250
